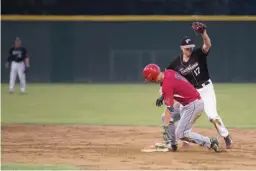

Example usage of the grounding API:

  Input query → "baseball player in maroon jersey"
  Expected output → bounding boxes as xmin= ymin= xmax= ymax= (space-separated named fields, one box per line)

xmin=143 ymin=63 xmax=221 ymax=152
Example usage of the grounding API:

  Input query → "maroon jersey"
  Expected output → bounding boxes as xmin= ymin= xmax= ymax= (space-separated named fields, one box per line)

xmin=162 ymin=69 xmax=201 ymax=106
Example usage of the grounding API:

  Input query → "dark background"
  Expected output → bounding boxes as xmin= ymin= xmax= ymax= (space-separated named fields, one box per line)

xmin=2 ymin=0 xmax=256 ymax=15
xmin=2 ymin=0 xmax=256 ymax=83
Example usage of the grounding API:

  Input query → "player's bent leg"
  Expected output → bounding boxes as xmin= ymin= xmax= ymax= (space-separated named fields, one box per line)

xmin=198 ymin=83 xmax=232 ymax=148
xmin=203 ymin=89 xmax=231 ymax=146
xmin=178 ymin=129 xmax=211 ymax=148
xmin=209 ymin=115 xmax=232 ymax=148
xmin=175 ymin=110 xmax=211 ymax=149
xmin=175 ymin=99 xmax=222 ymax=152
xmin=209 ymin=115 xmax=229 ymax=137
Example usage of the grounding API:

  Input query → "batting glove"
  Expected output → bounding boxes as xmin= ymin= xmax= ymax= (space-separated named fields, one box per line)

xmin=156 ymin=95 xmax=164 ymax=107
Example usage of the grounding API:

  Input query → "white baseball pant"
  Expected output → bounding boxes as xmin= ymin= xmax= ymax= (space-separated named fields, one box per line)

xmin=9 ymin=61 xmax=26 ymax=93
xmin=197 ymin=80 xmax=229 ymax=137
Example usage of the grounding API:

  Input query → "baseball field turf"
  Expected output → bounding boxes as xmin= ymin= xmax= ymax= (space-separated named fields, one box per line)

xmin=2 ymin=83 xmax=256 ymax=169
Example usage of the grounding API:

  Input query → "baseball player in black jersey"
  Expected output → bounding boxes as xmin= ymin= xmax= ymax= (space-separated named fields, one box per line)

xmin=5 ymin=37 xmax=30 ymax=94
xmin=155 ymin=22 xmax=232 ymax=151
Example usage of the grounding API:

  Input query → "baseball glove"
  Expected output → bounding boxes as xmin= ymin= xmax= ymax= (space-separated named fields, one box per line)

xmin=192 ymin=22 xmax=207 ymax=34
xmin=24 ymin=66 xmax=29 ymax=73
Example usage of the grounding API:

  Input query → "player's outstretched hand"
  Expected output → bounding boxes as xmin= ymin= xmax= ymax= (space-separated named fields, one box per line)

xmin=156 ymin=95 xmax=164 ymax=107
xmin=192 ymin=22 xmax=207 ymax=34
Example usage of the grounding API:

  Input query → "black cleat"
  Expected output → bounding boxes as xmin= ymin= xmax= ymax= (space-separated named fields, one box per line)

xmin=224 ymin=135 xmax=233 ymax=149
xmin=171 ymin=144 xmax=178 ymax=152
xmin=210 ymin=137 xmax=222 ymax=152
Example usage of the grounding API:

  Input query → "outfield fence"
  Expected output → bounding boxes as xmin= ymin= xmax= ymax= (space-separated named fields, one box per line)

xmin=1 ymin=15 xmax=256 ymax=83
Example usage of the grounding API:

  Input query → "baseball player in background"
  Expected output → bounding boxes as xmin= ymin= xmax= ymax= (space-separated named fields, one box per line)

xmin=156 ymin=22 xmax=232 ymax=149
xmin=5 ymin=37 xmax=30 ymax=94
xmin=143 ymin=64 xmax=221 ymax=152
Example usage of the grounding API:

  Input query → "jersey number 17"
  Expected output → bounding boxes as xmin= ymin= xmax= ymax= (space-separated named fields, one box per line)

xmin=194 ymin=67 xmax=200 ymax=76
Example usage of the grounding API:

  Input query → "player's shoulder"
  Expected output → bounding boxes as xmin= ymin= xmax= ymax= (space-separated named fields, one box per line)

xmin=164 ymin=69 xmax=176 ymax=78
xmin=162 ymin=70 xmax=175 ymax=88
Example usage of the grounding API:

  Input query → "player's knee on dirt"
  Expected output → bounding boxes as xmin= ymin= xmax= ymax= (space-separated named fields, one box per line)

xmin=176 ymin=129 xmax=184 ymax=140
xmin=175 ymin=127 xmax=183 ymax=140
xmin=176 ymin=129 xmax=196 ymax=143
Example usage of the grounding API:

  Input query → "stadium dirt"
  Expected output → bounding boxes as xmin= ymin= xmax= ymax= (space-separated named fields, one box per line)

xmin=2 ymin=125 xmax=256 ymax=170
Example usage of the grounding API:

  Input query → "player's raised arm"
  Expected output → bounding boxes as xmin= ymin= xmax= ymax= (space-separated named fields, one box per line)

xmin=201 ymin=30 xmax=211 ymax=54
xmin=192 ymin=22 xmax=211 ymax=54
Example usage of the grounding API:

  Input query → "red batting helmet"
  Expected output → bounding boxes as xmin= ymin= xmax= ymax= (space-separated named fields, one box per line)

xmin=143 ymin=64 xmax=161 ymax=82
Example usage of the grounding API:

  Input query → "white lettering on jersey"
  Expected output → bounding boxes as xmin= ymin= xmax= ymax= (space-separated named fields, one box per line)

xmin=179 ymin=62 xmax=199 ymax=75
xmin=12 ymin=50 xmax=22 ymax=58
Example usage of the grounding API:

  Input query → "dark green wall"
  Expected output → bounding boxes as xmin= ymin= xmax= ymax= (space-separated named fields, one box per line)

xmin=2 ymin=21 xmax=256 ymax=83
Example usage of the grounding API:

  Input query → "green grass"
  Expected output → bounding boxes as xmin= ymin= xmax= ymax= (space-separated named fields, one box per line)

xmin=1 ymin=83 xmax=256 ymax=128
xmin=1 ymin=163 xmax=79 ymax=170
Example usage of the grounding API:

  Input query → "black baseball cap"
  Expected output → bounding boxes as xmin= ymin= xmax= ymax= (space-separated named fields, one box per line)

xmin=180 ymin=36 xmax=195 ymax=48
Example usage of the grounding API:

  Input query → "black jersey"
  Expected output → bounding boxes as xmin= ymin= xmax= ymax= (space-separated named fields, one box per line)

xmin=166 ymin=47 xmax=210 ymax=88
xmin=7 ymin=47 xmax=28 ymax=63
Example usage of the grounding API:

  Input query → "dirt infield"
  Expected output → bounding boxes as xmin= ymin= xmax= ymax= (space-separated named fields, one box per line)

xmin=2 ymin=125 xmax=256 ymax=169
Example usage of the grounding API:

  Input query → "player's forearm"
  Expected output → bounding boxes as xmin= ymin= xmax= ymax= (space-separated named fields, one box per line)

xmin=164 ymin=106 xmax=173 ymax=125
xmin=201 ymin=31 xmax=211 ymax=48
xmin=25 ymin=57 xmax=30 ymax=67
xmin=164 ymin=109 xmax=171 ymax=125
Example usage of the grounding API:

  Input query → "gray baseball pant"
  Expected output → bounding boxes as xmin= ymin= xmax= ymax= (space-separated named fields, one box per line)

xmin=176 ymin=99 xmax=211 ymax=148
